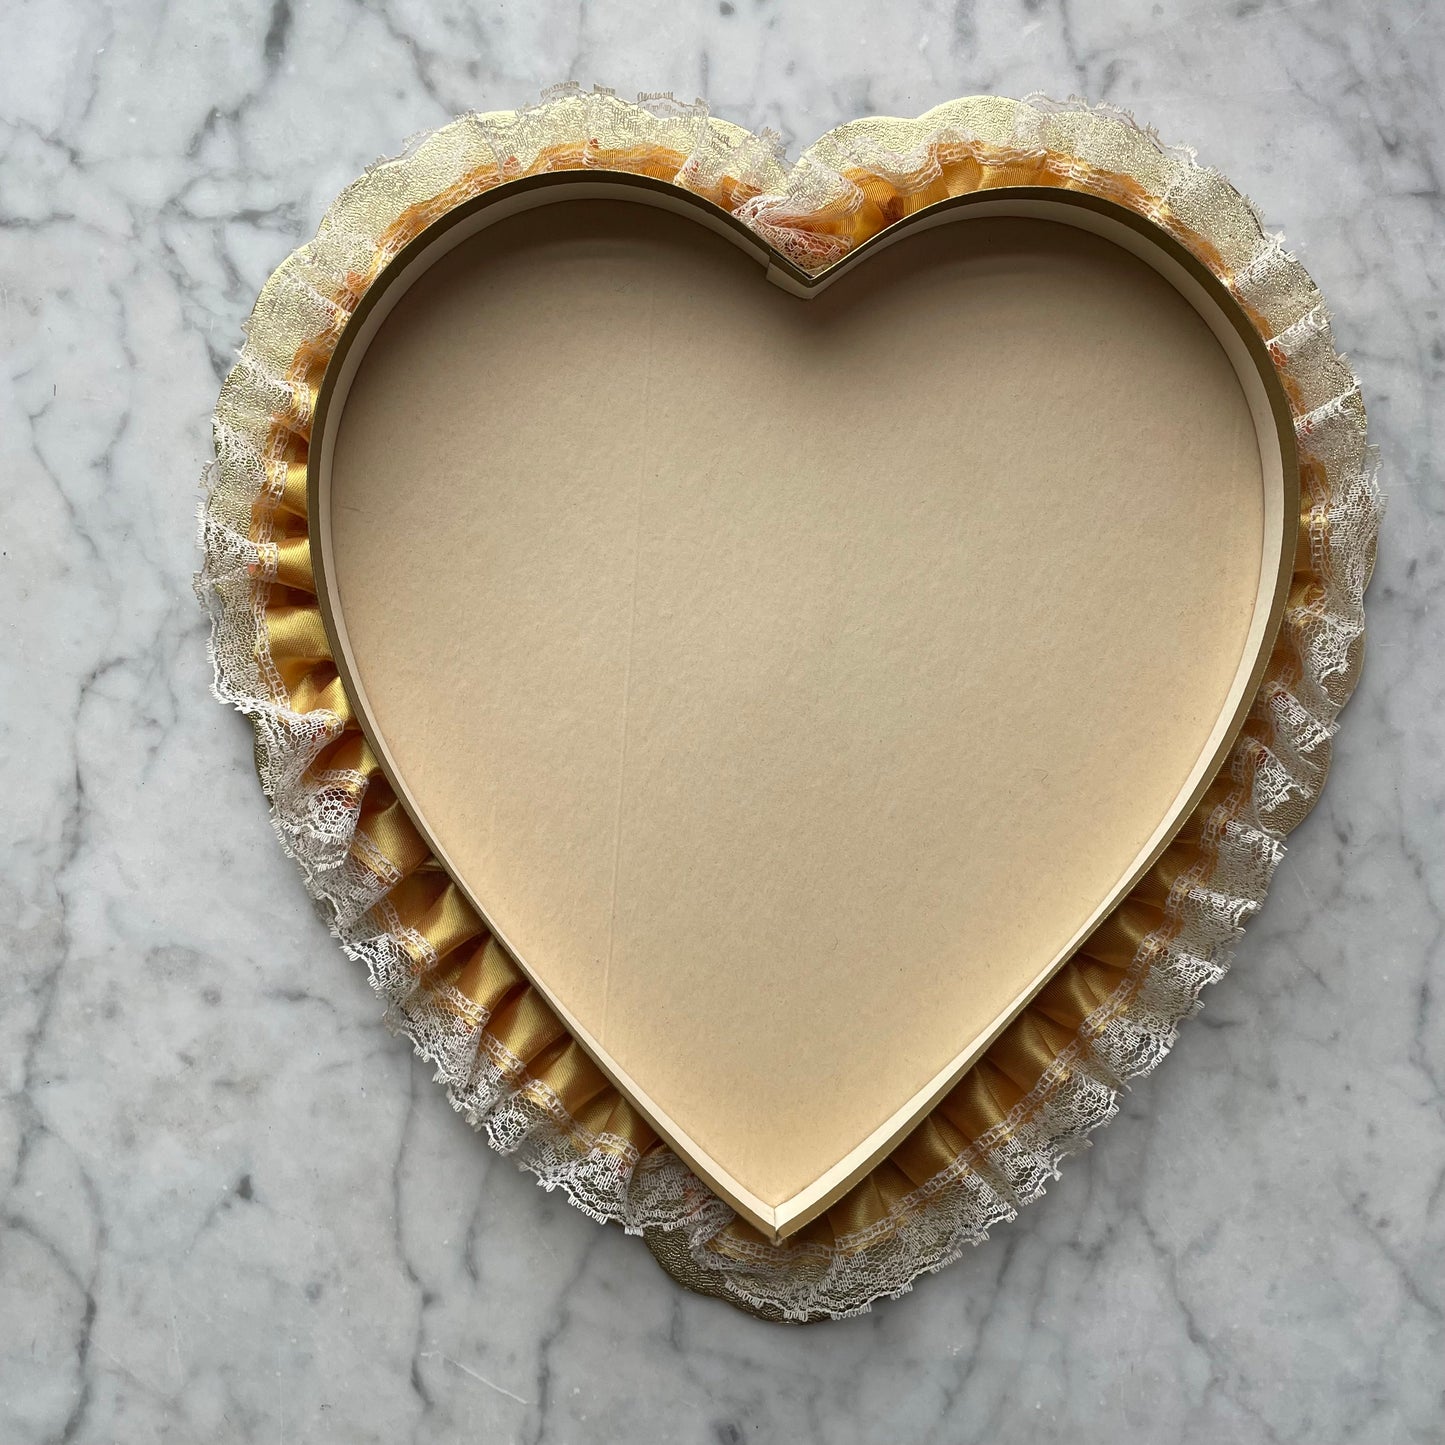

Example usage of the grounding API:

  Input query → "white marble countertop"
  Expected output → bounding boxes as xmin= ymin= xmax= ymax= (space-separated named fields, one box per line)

xmin=2 ymin=1 xmax=1441 ymax=1441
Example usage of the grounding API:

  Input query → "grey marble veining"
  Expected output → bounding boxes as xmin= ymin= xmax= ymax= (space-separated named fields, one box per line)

xmin=1 ymin=1 xmax=1442 ymax=1441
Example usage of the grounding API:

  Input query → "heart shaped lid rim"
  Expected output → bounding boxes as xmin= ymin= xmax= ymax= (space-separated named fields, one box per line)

xmin=198 ymin=87 xmax=1380 ymax=1321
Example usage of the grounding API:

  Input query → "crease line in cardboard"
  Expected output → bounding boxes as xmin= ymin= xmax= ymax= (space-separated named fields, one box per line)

xmin=600 ymin=273 xmax=660 ymax=1046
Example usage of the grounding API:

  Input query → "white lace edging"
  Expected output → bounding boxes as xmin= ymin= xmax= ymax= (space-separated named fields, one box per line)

xmin=196 ymin=85 xmax=1380 ymax=1321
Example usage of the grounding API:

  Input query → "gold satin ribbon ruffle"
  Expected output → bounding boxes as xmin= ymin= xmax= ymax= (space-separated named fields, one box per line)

xmin=198 ymin=86 xmax=1379 ymax=1322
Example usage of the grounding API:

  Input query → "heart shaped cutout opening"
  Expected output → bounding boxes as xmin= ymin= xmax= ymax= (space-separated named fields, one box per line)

xmin=312 ymin=183 xmax=1292 ymax=1237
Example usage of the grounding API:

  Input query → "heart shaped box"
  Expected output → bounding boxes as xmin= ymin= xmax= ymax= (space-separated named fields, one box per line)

xmin=199 ymin=89 xmax=1379 ymax=1320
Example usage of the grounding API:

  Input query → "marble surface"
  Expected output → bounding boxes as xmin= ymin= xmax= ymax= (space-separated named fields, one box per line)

xmin=2 ymin=1 xmax=1442 ymax=1440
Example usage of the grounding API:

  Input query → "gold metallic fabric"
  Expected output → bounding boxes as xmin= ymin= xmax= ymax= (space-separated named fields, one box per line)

xmin=198 ymin=88 xmax=1379 ymax=1321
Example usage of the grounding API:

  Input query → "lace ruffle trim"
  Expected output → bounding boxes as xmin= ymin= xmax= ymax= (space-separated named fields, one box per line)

xmin=196 ymin=85 xmax=1379 ymax=1321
